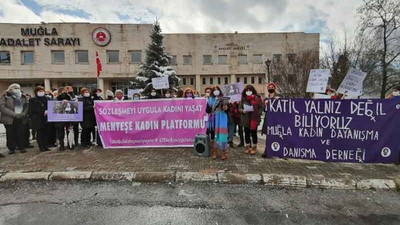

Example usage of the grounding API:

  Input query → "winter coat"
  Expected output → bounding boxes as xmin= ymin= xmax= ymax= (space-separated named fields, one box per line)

xmin=0 ymin=92 xmax=29 ymax=125
xmin=54 ymin=93 xmax=72 ymax=128
xmin=29 ymin=96 xmax=48 ymax=129
xmin=78 ymin=95 xmax=96 ymax=128
xmin=238 ymin=95 xmax=263 ymax=128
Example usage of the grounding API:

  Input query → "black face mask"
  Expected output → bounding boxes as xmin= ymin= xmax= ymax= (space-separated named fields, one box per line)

xmin=268 ymin=89 xmax=275 ymax=94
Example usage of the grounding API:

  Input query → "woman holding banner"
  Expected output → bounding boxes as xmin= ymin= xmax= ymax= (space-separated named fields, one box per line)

xmin=261 ymin=82 xmax=280 ymax=158
xmin=239 ymin=85 xmax=263 ymax=155
xmin=55 ymin=87 xmax=72 ymax=151
xmin=29 ymin=86 xmax=50 ymax=152
xmin=183 ymin=88 xmax=195 ymax=99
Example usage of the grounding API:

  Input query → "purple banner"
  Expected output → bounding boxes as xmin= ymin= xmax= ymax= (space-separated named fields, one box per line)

xmin=47 ymin=101 xmax=83 ymax=122
xmin=94 ymin=98 xmax=207 ymax=149
xmin=265 ymin=99 xmax=400 ymax=164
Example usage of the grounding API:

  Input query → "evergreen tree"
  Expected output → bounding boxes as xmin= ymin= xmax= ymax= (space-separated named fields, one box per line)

xmin=330 ymin=53 xmax=350 ymax=90
xmin=130 ymin=21 xmax=180 ymax=96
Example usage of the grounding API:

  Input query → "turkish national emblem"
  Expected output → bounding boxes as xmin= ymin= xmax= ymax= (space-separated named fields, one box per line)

xmin=92 ymin=27 xmax=111 ymax=46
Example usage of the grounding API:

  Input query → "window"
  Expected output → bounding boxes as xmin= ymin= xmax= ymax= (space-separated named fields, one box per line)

xmin=170 ymin=55 xmax=177 ymax=65
xmin=190 ymin=78 xmax=194 ymax=85
xmin=75 ymin=50 xmax=89 ymax=64
xmin=0 ymin=51 xmax=11 ymax=64
xmin=273 ymin=54 xmax=282 ymax=63
xmin=239 ymin=55 xmax=247 ymax=64
xmin=107 ymin=50 xmax=119 ymax=63
xmin=218 ymin=55 xmax=227 ymax=64
xmin=236 ymin=77 xmax=240 ymax=83
xmin=253 ymin=54 xmax=262 ymax=64
xmin=288 ymin=54 xmax=296 ymax=63
xmin=210 ymin=77 xmax=214 ymax=85
xmin=130 ymin=51 xmax=142 ymax=64
xmin=258 ymin=76 xmax=263 ymax=84
xmin=21 ymin=51 xmax=34 ymax=64
xmin=51 ymin=50 xmax=65 ymax=64
xmin=251 ymin=77 xmax=255 ymax=84
xmin=217 ymin=77 xmax=221 ymax=84
xmin=202 ymin=77 xmax=206 ymax=85
xmin=203 ymin=55 xmax=212 ymax=64
xmin=224 ymin=77 xmax=228 ymax=84
xmin=183 ymin=55 xmax=192 ymax=65
xmin=183 ymin=78 xmax=187 ymax=85
xmin=244 ymin=77 xmax=248 ymax=84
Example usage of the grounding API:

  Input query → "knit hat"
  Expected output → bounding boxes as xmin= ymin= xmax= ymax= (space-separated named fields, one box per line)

xmin=106 ymin=90 xmax=114 ymax=97
xmin=7 ymin=83 xmax=20 ymax=92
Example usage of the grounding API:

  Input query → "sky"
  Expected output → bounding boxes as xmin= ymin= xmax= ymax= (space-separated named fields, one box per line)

xmin=0 ymin=0 xmax=364 ymax=47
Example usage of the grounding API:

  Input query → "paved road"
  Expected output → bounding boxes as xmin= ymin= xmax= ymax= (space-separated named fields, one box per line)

xmin=0 ymin=181 xmax=399 ymax=225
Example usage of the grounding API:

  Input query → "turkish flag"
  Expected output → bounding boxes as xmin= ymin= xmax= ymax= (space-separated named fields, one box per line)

xmin=96 ymin=51 xmax=102 ymax=78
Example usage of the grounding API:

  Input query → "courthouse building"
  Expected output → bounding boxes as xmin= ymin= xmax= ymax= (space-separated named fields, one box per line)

xmin=0 ymin=23 xmax=319 ymax=96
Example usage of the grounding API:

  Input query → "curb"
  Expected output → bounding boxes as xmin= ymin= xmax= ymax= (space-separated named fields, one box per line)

xmin=0 ymin=171 xmax=398 ymax=191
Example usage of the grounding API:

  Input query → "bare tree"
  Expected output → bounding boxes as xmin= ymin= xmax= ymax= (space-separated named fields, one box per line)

xmin=271 ymin=50 xmax=319 ymax=97
xmin=358 ymin=0 xmax=400 ymax=98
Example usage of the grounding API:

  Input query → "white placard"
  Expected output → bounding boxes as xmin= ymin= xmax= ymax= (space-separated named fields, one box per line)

xmin=127 ymin=89 xmax=141 ymax=97
xmin=243 ymin=104 xmax=254 ymax=112
xmin=306 ymin=69 xmax=330 ymax=93
xmin=337 ymin=70 xmax=366 ymax=96
xmin=151 ymin=76 xmax=170 ymax=90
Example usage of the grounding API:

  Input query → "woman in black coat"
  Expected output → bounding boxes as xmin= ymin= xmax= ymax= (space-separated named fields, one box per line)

xmin=91 ymin=88 xmax=103 ymax=146
xmin=55 ymin=87 xmax=72 ymax=151
xmin=79 ymin=88 xmax=96 ymax=148
xmin=29 ymin=86 xmax=50 ymax=152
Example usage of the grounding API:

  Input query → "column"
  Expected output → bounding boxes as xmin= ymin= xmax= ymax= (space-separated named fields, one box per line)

xmin=195 ymin=74 xmax=201 ymax=93
xmin=230 ymin=74 xmax=236 ymax=84
xmin=97 ymin=78 xmax=104 ymax=92
xmin=44 ymin=79 xmax=51 ymax=91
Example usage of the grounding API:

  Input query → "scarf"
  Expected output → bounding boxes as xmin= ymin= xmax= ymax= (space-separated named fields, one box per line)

xmin=245 ymin=95 xmax=260 ymax=130
xmin=206 ymin=97 xmax=218 ymax=130
xmin=214 ymin=110 xmax=228 ymax=150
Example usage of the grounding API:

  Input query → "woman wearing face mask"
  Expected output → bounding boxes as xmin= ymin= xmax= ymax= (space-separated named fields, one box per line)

xmin=105 ymin=90 xmax=114 ymax=100
xmin=92 ymin=88 xmax=103 ymax=101
xmin=133 ymin=93 xmax=141 ymax=100
xmin=206 ymin=86 xmax=227 ymax=159
xmin=164 ymin=90 xmax=172 ymax=98
xmin=386 ymin=87 xmax=400 ymax=99
xmin=0 ymin=83 xmax=29 ymax=155
xmin=239 ymin=85 xmax=263 ymax=155
xmin=204 ymin=87 xmax=212 ymax=98
xmin=261 ymin=83 xmax=280 ymax=157
xmin=29 ymin=86 xmax=50 ymax=152
xmin=114 ymin=89 xmax=128 ymax=101
xmin=183 ymin=88 xmax=195 ymax=99
xmin=55 ymin=87 xmax=72 ymax=151
xmin=78 ymin=88 xmax=96 ymax=148
xmin=148 ymin=88 xmax=159 ymax=99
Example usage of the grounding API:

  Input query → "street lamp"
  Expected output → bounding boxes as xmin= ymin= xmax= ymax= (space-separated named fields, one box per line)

xmin=264 ymin=59 xmax=271 ymax=97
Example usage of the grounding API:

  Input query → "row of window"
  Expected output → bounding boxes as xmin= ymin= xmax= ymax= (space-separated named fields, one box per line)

xmin=181 ymin=76 xmax=264 ymax=86
xmin=0 ymin=50 xmax=296 ymax=65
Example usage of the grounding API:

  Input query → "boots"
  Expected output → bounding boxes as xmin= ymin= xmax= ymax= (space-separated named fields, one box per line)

xmin=221 ymin=150 xmax=227 ymax=160
xmin=244 ymin=145 xmax=251 ymax=154
xmin=250 ymin=145 xmax=257 ymax=155
xmin=210 ymin=140 xmax=217 ymax=159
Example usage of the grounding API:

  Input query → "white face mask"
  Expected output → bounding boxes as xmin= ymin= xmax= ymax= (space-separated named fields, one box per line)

xmin=96 ymin=92 xmax=102 ymax=97
xmin=205 ymin=92 xmax=210 ymax=97
xmin=246 ymin=91 xmax=253 ymax=96
xmin=84 ymin=93 xmax=90 ymax=97
xmin=165 ymin=93 xmax=171 ymax=98
xmin=151 ymin=92 xmax=156 ymax=96
xmin=37 ymin=91 xmax=45 ymax=97
xmin=173 ymin=94 xmax=177 ymax=98
xmin=194 ymin=94 xmax=199 ymax=98
xmin=393 ymin=91 xmax=400 ymax=96
xmin=134 ymin=97 xmax=140 ymax=100
xmin=213 ymin=90 xmax=220 ymax=96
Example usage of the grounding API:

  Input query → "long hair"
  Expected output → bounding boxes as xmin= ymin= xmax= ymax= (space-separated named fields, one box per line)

xmin=183 ymin=88 xmax=194 ymax=98
xmin=211 ymin=86 xmax=223 ymax=97
xmin=242 ymin=85 xmax=257 ymax=99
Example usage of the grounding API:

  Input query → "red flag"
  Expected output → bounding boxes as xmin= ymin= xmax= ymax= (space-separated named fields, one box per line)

xmin=96 ymin=51 xmax=102 ymax=78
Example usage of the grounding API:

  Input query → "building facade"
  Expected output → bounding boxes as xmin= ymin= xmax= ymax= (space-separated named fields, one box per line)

xmin=0 ymin=23 xmax=319 ymax=96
